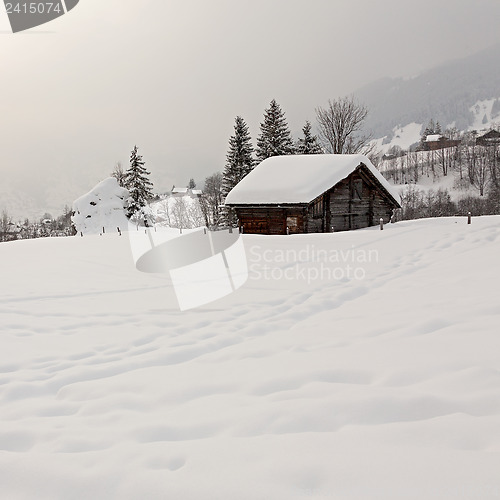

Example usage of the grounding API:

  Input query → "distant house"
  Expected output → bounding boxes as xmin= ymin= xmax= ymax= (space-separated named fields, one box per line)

xmin=171 ymin=188 xmax=203 ymax=198
xmin=423 ymin=134 xmax=461 ymax=151
xmin=476 ymin=129 xmax=500 ymax=146
xmin=224 ymin=154 xmax=401 ymax=235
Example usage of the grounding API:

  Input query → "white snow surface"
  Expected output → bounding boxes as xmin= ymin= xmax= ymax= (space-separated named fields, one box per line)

xmin=225 ymin=154 xmax=401 ymax=206
xmin=1 ymin=216 xmax=500 ymax=499
xmin=72 ymin=177 xmax=130 ymax=235
xmin=371 ymin=122 xmax=423 ymax=154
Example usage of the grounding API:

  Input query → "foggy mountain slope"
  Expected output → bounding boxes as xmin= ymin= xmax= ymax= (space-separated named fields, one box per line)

xmin=356 ymin=43 xmax=500 ymax=141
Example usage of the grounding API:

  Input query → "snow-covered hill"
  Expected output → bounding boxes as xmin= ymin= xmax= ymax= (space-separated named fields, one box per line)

xmin=1 ymin=217 xmax=500 ymax=499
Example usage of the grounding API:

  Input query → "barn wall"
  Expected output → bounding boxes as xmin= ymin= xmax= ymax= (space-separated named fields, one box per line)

xmin=328 ymin=169 xmax=395 ymax=232
xmin=305 ymin=193 xmax=326 ymax=233
xmin=371 ymin=191 xmax=395 ymax=225
xmin=236 ymin=206 xmax=306 ymax=235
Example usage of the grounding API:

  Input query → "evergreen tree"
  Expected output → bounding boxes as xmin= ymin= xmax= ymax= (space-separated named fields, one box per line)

xmin=422 ymin=119 xmax=436 ymax=138
xmin=256 ymin=99 xmax=295 ymax=162
xmin=124 ymin=145 xmax=153 ymax=218
xmin=296 ymin=121 xmax=323 ymax=154
xmin=223 ymin=116 xmax=255 ymax=196
xmin=187 ymin=178 xmax=196 ymax=189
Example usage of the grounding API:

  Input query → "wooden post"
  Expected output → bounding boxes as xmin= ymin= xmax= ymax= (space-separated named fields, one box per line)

xmin=380 ymin=218 xmax=384 ymax=230
xmin=204 ymin=227 xmax=207 ymax=235
xmin=117 ymin=227 xmax=121 ymax=236
xmin=102 ymin=226 xmax=105 ymax=234
xmin=468 ymin=212 xmax=472 ymax=224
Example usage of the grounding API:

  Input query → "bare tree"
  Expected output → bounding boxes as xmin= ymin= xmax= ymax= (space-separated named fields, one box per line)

xmin=316 ymin=96 xmax=372 ymax=155
xmin=171 ymin=197 xmax=189 ymax=229
xmin=111 ymin=161 xmax=126 ymax=187
xmin=201 ymin=172 xmax=224 ymax=228
xmin=464 ymin=143 xmax=490 ymax=196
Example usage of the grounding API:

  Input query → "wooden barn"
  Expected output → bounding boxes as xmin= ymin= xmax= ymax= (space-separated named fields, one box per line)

xmin=476 ymin=129 xmax=500 ymax=146
xmin=224 ymin=154 xmax=401 ymax=235
xmin=423 ymin=134 xmax=461 ymax=151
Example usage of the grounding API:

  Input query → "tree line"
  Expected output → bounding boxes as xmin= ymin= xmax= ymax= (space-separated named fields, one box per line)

xmin=0 ymin=207 xmax=74 ymax=243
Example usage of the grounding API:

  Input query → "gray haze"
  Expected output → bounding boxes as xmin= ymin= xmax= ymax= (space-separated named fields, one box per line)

xmin=1 ymin=0 xmax=500 ymax=219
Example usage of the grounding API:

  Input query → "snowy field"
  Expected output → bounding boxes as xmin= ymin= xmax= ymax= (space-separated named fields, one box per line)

xmin=1 ymin=216 xmax=500 ymax=499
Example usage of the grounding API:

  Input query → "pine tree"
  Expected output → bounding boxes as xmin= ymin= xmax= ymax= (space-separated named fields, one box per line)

xmin=223 ymin=116 xmax=255 ymax=196
xmin=256 ymin=99 xmax=295 ymax=162
xmin=187 ymin=178 xmax=196 ymax=189
xmin=296 ymin=121 xmax=323 ymax=154
xmin=124 ymin=145 xmax=153 ymax=218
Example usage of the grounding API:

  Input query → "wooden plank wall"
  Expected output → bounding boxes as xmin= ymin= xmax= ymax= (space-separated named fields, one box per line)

xmin=236 ymin=207 xmax=306 ymax=235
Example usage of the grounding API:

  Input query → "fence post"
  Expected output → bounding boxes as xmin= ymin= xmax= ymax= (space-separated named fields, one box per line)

xmin=380 ymin=218 xmax=384 ymax=230
xmin=468 ymin=212 xmax=472 ymax=224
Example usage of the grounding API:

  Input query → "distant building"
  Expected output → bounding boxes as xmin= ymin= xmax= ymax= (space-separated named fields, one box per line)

xmin=423 ymin=134 xmax=461 ymax=151
xmin=476 ymin=129 xmax=500 ymax=146
xmin=171 ymin=188 xmax=203 ymax=198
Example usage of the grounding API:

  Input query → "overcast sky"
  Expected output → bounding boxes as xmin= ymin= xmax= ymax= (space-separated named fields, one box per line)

xmin=1 ymin=0 xmax=500 ymax=218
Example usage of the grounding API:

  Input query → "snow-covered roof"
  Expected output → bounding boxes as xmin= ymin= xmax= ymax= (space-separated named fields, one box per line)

xmin=224 ymin=154 xmax=401 ymax=206
xmin=425 ymin=134 xmax=442 ymax=142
